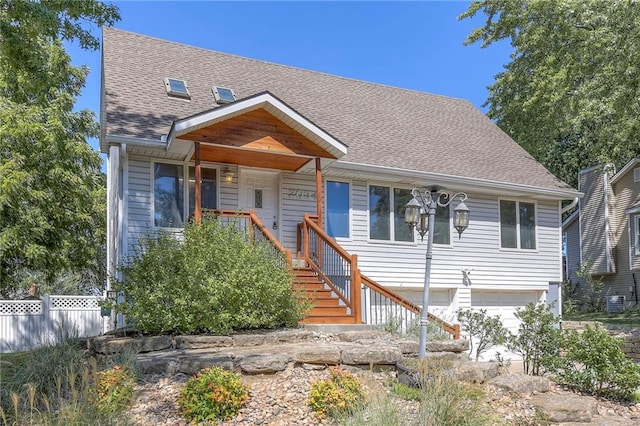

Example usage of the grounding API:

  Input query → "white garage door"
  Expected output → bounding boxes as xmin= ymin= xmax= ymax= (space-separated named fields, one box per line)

xmin=471 ymin=290 xmax=541 ymax=334
xmin=399 ymin=289 xmax=453 ymax=320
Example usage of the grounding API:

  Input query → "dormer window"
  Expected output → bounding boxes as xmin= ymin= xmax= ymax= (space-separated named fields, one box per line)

xmin=212 ymin=86 xmax=236 ymax=104
xmin=164 ymin=78 xmax=190 ymax=99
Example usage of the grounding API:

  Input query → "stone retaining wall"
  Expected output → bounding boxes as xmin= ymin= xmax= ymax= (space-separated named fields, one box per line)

xmin=562 ymin=321 xmax=640 ymax=363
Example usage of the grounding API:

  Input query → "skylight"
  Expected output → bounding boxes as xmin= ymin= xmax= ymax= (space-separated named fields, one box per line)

xmin=164 ymin=78 xmax=190 ymax=98
xmin=212 ymin=86 xmax=236 ymax=104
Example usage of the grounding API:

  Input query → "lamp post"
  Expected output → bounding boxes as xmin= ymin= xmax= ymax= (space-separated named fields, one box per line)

xmin=405 ymin=186 xmax=470 ymax=359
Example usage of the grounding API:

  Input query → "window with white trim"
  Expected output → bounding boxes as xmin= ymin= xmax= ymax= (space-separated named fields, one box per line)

xmin=154 ymin=163 xmax=218 ymax=228
xmin=369 ymin=186 xmax=414 ymax=242
xmin=326 ymin=180 xmax=350 ymax=238
xmin=154 ymin=163 xmax=184 ymax=228
xmin=500 ymin=199 xmax=536 ymax=249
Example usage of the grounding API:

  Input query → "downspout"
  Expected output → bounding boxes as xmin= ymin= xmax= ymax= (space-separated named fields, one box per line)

xmin=603 ymin=164 xmax=614 ymax=273
xmin=561 ymin=197 xmax=579 ymax=215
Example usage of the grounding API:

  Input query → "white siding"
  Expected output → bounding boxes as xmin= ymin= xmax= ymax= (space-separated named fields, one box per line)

xmin=281 ymin=172 xmax=317 ymax=252
xmin=338 ymin=187 xmax=562 ymax=293
xmin=127 ymin=156 xmax=152 ymax=253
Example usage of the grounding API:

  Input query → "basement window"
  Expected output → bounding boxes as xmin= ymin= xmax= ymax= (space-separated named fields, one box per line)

xmin=164 ymin=78 xmax=190 ymax=99
xmin=212 ymin=86 xmax=236 ymax=104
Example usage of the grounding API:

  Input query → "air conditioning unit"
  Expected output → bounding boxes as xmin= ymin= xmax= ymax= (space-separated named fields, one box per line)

xmin=606 ymin=295 xmax=626 ymax=313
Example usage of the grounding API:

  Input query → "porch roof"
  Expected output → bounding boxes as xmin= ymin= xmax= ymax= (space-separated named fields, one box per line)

xmin=166 ymin=92 xmax=347 ymax=171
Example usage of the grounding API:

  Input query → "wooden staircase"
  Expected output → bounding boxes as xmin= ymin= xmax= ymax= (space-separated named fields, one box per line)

xmin=293 ymin=266 xmax=359 ymax=324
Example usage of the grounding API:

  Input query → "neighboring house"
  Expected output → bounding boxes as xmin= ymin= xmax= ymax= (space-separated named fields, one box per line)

xmin=563 ymin=160 xmax=640 ymax=310
xmin=102 ymin=28 xmax=580 ymax=336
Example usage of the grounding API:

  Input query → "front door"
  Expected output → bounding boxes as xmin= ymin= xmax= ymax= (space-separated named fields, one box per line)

xmin=239 ymin=169 xmax=280 ymax=238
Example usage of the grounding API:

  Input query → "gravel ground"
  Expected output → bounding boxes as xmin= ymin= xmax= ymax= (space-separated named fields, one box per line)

xmin=127 ymin=364 xmax=640 ymax=425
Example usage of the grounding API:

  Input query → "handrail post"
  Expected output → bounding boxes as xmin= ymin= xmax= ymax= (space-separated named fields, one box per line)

xmin=351 ymin=255 xmax=361 ymax=323
xmin=453 ymin=323 xmax=460 ymax=340
xmin=303 ymin=216 xmax=309 ymax=260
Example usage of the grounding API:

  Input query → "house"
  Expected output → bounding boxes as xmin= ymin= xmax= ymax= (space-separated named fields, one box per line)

xmin=563 ymin=159 xmax=640 ymax=311
xmin=101 ymin=28 xmax=580 ymax=338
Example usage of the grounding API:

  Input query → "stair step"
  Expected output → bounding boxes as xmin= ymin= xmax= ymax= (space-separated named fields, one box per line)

xmin=307 ymin=306 xmax=349 ymax=316
xmin=300 ymin=315 xmax=358 ymax=324
xmin=310 ymin=298 xmax=341 ymax=307
xmin=295 ymin=282 xmax=326 ymax=291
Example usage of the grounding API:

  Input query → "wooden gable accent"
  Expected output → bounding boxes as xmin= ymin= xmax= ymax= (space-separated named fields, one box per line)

xmin=181 ymin=109 xmax=335 ymax=170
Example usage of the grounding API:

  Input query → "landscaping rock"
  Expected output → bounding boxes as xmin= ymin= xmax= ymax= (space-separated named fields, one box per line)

xmin=293 ymin=344 xmax=341 ymax=365
xmin=178 ymin=352 xmax=235 ymax=375
xmin=455 ymin=361 xmax=499 ymax=384
xmin=489 ymin=374 xmax=551 ymax=394
xmin=272 ymin=329 xmax=315 ymax=343
xmin=340 ymin=344 xmax=402 ymax=365
xmin=91 ymin=335 xmax=172 ymax=354
xmin=335 ymin=330 xmax=388 ymax=342
xmin=532 ymin=392 xmax=595 ymax=423
xmin=137 ymin=352 xmax=180 ymax=375
xmin=240 ymin=354 xmax=291 ymax=374
xmin=396 ymin=339 xmax=419 ymax=354
xmin=174 ymin=335 xmax=233 ymax=349
xmin=232 ymin=334 xmax=266 ymax=346
xmin=426 ymin=339 xmax=469 ymax=353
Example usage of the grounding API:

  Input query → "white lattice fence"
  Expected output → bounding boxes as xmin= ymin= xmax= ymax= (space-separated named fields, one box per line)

xmin=0 ymin=296 xmax=105 ymax=352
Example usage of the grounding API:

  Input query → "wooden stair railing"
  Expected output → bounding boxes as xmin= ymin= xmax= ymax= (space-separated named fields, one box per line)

xmin=298 ymin=214 xmax=460 ymax=339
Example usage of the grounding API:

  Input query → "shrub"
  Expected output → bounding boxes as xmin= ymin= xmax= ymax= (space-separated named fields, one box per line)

xmin=507 ymin=303 xmax=561 ymax=375
xmin=114 ymin=218 xmax=307 ymax=334
xmin=95 ymin=365 xmax=136 ymax=414
xmin=457 ymin=308 xmax=508 ymax=361
xmin=308 ymin=367 xmax=365 ymax=419
xmin=575 ymin=260 xmax=605 ymax=311
xmin=553 ymin=324 xmax=640 ymax=400
xmin=178 ymin=367 xmax=249 ymax=423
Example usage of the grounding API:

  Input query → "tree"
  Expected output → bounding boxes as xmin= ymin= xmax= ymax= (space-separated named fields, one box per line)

xmin=457 ymin=308 xmax=508 ymax=361
xmin=0 ymin=1 xmax=119 ymax=297
xmin=461 ymin=1 xmax=640 ymax=187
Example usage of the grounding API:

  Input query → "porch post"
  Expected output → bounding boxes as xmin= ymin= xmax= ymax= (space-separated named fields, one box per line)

xmin=194 ymin=142 xmax=202 ymax=223
xmin=315 ymin=158 xmax=323 ymax=228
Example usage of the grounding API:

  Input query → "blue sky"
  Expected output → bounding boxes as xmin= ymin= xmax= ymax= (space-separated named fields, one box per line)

xmin=66 ymin=1 xmax=512 ymax=160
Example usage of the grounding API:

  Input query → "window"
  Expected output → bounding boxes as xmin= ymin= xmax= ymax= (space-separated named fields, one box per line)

xmin=369 ymin=186 xmax=413 ymax=242
xmin=212 ymin=86 xmax=236 ymax=104
xmin=164 ymin=78 xmax=190 ymax=98
xmin=188 ymin=167 xmax=217 ymax=217
xmin=500 ymin=200 xmax=536 ymax=249
xmin=154 ymin=163 xmax=184 ymax=227
xmin=327 ymin=181 xmax=349 ymax=238
xmin=635 ymin=168 xmax=640 ymax=183
xmin=433 ymin=204 xmax=451 ymax=245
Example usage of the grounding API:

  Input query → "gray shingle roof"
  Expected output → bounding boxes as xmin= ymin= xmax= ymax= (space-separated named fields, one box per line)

xmin=101 ymin=27 xmax=574 ymax=191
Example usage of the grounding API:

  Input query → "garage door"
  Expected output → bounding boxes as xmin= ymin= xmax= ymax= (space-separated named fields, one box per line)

xmin=471 ymin=290 xmax=540 ymax=334
xmin=399 ymin=289 xmax=453 ymax=319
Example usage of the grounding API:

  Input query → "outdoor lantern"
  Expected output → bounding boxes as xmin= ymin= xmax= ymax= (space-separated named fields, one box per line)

xmin=405 ymin=196 xmax=422 ymax=228
xmin=454 ymin=200 xmax=470 ymax=238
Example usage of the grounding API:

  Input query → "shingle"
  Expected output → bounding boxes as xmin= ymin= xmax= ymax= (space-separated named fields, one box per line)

xmin=102 ymin=27 xmax=573 ymax=191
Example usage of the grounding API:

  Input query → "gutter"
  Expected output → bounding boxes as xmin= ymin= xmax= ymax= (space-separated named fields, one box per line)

xmin=561 ymin=197 xmax=579 ymax=215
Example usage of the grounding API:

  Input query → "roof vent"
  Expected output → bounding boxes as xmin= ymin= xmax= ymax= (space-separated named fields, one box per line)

xmin=164 ymin=78 xmax=190 ymax=99
xmin=212 ymin=86 xmax=236 ymax=104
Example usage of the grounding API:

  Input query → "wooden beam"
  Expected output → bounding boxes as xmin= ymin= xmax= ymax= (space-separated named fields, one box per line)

xmin=315 ymin=158 xmax=323 ymax=228
xmin=194 ymin=142 xmax=202 ymax=224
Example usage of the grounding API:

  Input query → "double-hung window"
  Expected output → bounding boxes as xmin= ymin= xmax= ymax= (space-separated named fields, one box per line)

xmin=500 ymin=199 xmax=536 ymax=249
xmin=326 ymin=180 xmax=350 ymax=238
xmin=154 ymin=162 xmax=218 ymax=228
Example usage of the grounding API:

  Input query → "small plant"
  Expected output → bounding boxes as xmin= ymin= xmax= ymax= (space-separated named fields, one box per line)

xmin=95 ymin=365 xmax=136 ymax=413
xmin=178 ymin=366 xmax=249 ymax=423
xmin=385 ymin=379 xmax=421 ymax=401
xmin=575 ymin=260 xmax=605 ymax=311
xmin=552 ymin=324 xmax=640 ymax=400
xmin=507 ymin=303 xmax=561 ymax=375
xmin=457 ymin=308 xmax=509 ymax=361
xmin=308 ymin=367 xmax=365 ymax=419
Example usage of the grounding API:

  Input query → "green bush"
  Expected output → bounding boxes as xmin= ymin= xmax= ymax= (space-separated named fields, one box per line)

xmin=114 ymin=218 xmax=307 ymax=334
xmin=308 ymin=367 xmax=365 ymax=419
xmin=178 ymin=367 xmax=249 ymax=423
xmin=457 ymin=308 xmax=508 ymax=361
xmin=553 ymin=324 xmax=640 ymax=400
xmin=507 ymin=303 xmax=561 ymax=375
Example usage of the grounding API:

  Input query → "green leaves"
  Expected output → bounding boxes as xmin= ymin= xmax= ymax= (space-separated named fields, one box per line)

xmin=0 ymin=1 xmax=116 ymax=296
xmin=461 ymin=1 xmax=640 ymax=186
xmin=115 ymin=219 xmax=305 ymax=335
